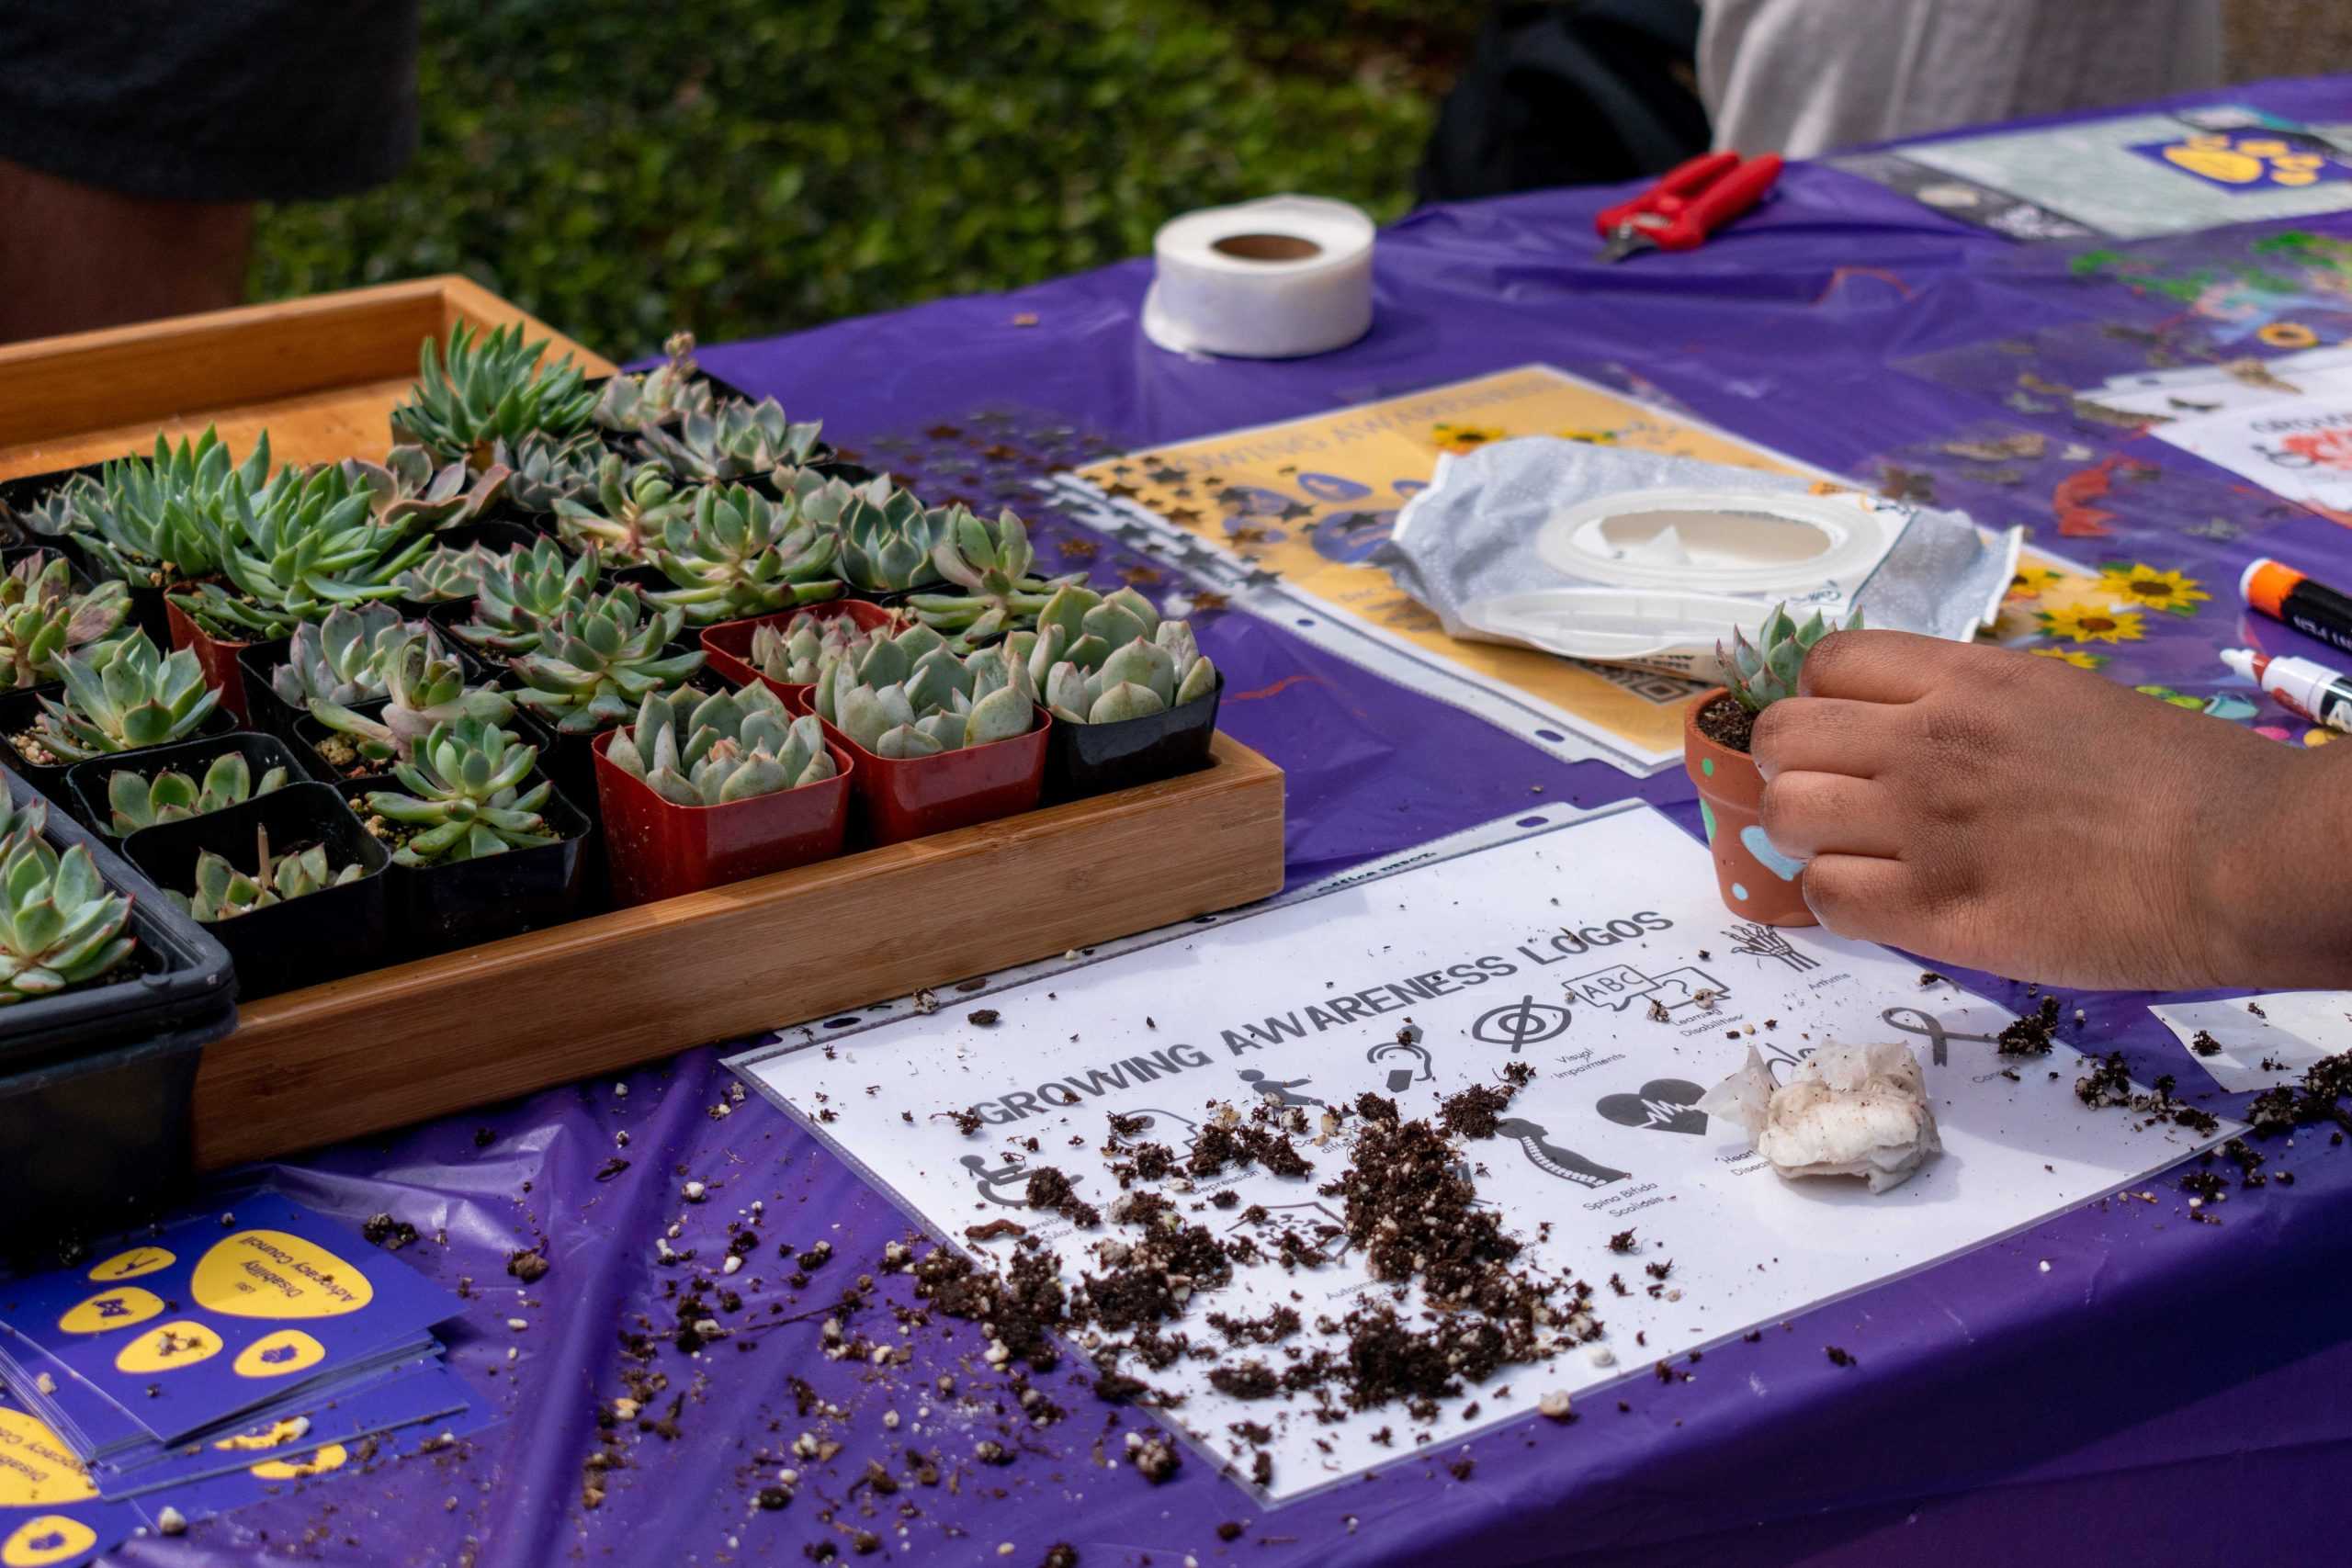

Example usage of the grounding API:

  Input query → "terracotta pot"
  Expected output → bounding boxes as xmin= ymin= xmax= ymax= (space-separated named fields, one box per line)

xmin=1682 ymin=688 xmax=1813 ymax=927
xmin=786 ymin=688 xmax=1050 ymax=846
xmin=699 ymin=599 xmax=903 ymax=703
xmin=591 ymin=728 xmax=854 ymax=906
xmin=164 ymin=597 xmax=265 ymax=726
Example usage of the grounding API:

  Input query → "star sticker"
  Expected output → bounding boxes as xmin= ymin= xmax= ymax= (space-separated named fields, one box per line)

xmin=980 ymin=443 xmax=1021 ymax=461
xmin=1109 ymin=521 xmax=1157 ymax=547
xmin=1215 ymin=486 xmax=1251 ymax=508
xmin=924 ymin=424 xmax=963 ymax=440
xmin=1164 ymin=506 xmax=1203 ymax=526
xmin=1276 ymin=502 xmax=1314 ymax=522
xmin=1102 ymin=480 xmax=1140 ymax=500
xmin=1146 ymin=465 xmax=1187 ymax=485
xmin=1239 ymin=567 xmax=1283 ymax=591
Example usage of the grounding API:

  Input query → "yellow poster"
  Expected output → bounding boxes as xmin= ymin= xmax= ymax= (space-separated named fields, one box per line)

xmin=1067 ymin=365 xmax=1827 ymax=771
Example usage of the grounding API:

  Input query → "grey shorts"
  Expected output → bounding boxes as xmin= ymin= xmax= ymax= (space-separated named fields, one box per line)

xmin=0 ymin=1 xmax=420 ymax=202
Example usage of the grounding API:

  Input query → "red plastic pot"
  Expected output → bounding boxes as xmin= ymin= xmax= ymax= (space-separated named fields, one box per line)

xmin=700 ymin=600 xmax=904 ymax=702
xmin=786 ymin=688 xmax=1052 ymax=846
xmin=164 ymin=597 xmax=266 ymax=725
xmin=590 ymin=728 xmax=855 ymax=906
xmin=1683 ymin=687 xmax=1813 ymax=927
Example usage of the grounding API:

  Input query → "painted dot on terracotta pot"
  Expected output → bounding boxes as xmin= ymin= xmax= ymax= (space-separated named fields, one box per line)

xmin=1701 ymin=758 xmax=1715 ymax=776
xmin=1700 ymin=800 xmax=1717 ymax=843
xmin=1732 ymin=883 xmax=1749 ymax=900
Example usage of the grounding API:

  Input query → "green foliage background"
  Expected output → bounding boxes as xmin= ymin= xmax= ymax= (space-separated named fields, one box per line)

xmin=253 ymin=1 xmax=1482 ymax=360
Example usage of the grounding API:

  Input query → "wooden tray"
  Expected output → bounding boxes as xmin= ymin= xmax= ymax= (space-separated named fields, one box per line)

xmin=0 ymin=279 xmax=1287 ymax=1169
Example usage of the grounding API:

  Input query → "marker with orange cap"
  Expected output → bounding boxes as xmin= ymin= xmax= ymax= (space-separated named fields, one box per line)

xmin=2244 ymin=557 xmax=2352 ymax=657
xmin=2221 ymin=647 xmax=2352 ymax=734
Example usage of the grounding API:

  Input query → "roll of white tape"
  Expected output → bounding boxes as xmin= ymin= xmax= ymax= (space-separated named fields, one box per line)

xmin=1141 ymin=195 xmax=1375 ymax=359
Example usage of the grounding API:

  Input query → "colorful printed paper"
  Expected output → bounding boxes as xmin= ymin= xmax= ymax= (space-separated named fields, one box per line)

xmin=0 ymin=1397 xmax=138 ymax=1568
xmin=1056 ymin=365 xmax=1826 ymax=773
xmin=0 ymin=1194 xmax=462 ymax=1450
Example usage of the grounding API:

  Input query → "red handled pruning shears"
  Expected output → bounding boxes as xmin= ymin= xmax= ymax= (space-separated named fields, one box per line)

xmin=1594 ymin=152 xmax=1785 ymax=262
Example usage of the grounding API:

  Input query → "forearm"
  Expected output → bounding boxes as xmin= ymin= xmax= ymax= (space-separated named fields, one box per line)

xmin=2205 ymin=738 xmax=2352 ymax=990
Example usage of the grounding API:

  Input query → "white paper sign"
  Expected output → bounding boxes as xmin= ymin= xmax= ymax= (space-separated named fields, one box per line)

xmin=2153 ymin=392 xmax=2352 ymax=511
xmin=2151 ymin=990 xmax=2352 ymax=1092
xmin=735 ymin=805 xmax=2231 ymax=1504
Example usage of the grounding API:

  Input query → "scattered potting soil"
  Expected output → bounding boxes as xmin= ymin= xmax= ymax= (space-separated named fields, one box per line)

xmin=2188 ymin=1030 xmax=2222 ymax=1057
xmin=360 ymin=1213 xmax=418 ymax=1250
xmin=2246 ymin=1049 xmax=2352 ymax=1137
xmin=1692 ymin=694 xmax=1756 ymax=754
xmin=1996 ymin=995 xmax=2064 ymax=1056
xmin=2075 ymin=1054 xmax=2222 ymax=1135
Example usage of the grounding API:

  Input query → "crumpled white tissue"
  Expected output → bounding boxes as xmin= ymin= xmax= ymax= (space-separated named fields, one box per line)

xmin=1699 ymin=1041 xmax=1941 ymax=1194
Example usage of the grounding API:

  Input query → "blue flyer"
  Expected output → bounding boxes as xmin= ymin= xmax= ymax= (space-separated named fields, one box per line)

xmin=0 ymin=1394 xmax=140 ymax=1568
xmin=0 ymin=1194 xmax=462 ymax=1450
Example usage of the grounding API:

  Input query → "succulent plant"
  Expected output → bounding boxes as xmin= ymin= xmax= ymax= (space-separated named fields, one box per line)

xmin=447 ymin=537 xmax=601 ymax=656
xmin=1721 ymin=604 xmax=1862 ymax=713
xmin=746 ymin=607 xmax=896 ymax=686
xmin=593 ymin=333 xmax=715 ymax=433
xmin=506 ymin=588 xmax=705 ymax=734
xmin=0 ymin=836 xmax=138 ymax=1001
xmin=638 ymin=397 xmax=821 ymax=482
xmin=646 ymin=484 xmax=842 ymax=625
xmin=0 ymin=552 xmax=131 ymax=689
xmin=393 ymin=542 xmax=498 ymax=604
xmin=494 ymin=430 xmax=606 ymax=513
xmin=606 ymin=682 xmax=838 ymax=806
xmin=16 ymin=636 xmax=220 ymax=765
xmin=390 ymin=321 xmax=598 ymax=468
xmin=363 ymin=718 xmax=560 ymax=865
xmin=551 ymin=454 xmax=695 ymax=566
xmin=0 ymin=792 xmax=48 ymax=858
xmin=308 ymin=631 xmax=514 ymax=772
xmin=105 ymin=750 xmax=288 ymax=836
xmin=808 ymin=619 xmax=950 ymax=720
xmin=28 ymin=427 xmax=270 ymax=589
xmin=1038 ymin=615 xmax=1218 ymax=724
xmin=169 ymin=462 xmax=431 ymax=640
xmin=270 ymin=604 xmax=441 ymax=708
xmin=906 ymin=509 xmax=1078 ymax=643
xmin=173 ymin=824 xmax=363 ymax=923
xmin=337 ymin=446 xmax=512 ymax=532
xmin=823 ymin=637 xmax=1035 ymax=760
xmin=779 ymin=468 xmax=949 ymax=593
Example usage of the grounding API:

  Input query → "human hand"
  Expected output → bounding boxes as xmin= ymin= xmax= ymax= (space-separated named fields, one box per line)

xmin=1748 ymin=629 xmax=2352 ymax=990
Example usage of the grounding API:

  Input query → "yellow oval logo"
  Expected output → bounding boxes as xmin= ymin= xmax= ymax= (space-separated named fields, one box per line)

xmin=112 ymin=1319 xmax=224 ymax=1375
xmin=214 ymin=1416 xmax=311 ymax=1452
xmin=2 ymin=1517 xmax=97 ymax=1568
xmin=190 ymin=1229 xmax=373 ymax=1320
xmin=0 ymin=1409 xmax=95 ymax=1507
xmin=86 ymin=1246 xmax=174 ymax=1282
xmin=251 ymin=1442 xmax=347 ymax=1480
xmin=55 ymin=1286 xmax=164 ymax=1336
xmin=232 ymin=1329 xmax=327 ymax=1380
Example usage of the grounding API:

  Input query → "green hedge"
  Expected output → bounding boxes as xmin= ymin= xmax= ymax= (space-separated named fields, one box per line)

xmin=254 ymin=0 xmax=1482 ymax=359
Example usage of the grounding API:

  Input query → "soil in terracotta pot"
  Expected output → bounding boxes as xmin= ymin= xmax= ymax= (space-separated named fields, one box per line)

xmin=1693 ymin=693 xmax=1756 ymax=752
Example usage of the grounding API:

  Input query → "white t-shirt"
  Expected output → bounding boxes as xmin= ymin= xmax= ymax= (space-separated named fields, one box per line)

xmin=1699 ymin=0 xmax=2224 ymax=157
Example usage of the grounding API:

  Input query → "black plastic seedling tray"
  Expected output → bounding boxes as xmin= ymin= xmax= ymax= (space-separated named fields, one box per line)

xmin=0 ymin=764 xmax=237 ymax=1064
xmin=62 ymin=728 xmax=310 ymax=842
xmin=121 ymin=782 xmax=393 ymax=1002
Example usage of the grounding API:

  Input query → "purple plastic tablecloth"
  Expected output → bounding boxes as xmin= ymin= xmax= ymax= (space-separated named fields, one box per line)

xmin=112 ymin=77 xmax=2352 ymax=1568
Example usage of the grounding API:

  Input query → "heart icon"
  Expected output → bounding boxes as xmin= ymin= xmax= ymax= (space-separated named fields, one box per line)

xmin=1595 ymin=1078 xmax=1709 ymax=1135
xmin=1738 ymin=824 xmax=1806 ymax=881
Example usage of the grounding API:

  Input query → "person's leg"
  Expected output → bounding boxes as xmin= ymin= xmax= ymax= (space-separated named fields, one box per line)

xmin=0 ymin=158 xmax=252 ymax=343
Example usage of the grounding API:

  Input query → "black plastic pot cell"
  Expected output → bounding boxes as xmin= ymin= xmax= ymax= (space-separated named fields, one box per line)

xmin=0 ymin=686 xmax=238 ymax=810
xmin=1045 ymin=674 xmax=1224 ymax=802
xmin=425 ymin=517 xmax=543 ymax=557
xmin=344 ymin=771 xmax=594 ymax=958
xmin=239 ymin=627 xmax=496 ymax=751
xmin=122 ymin=782 xmax=392 ymax=1002
xmin=64 ymin=728 xmax=309 ymax=841
xmin=0 ymin=762 xmax=237 ymax=1064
